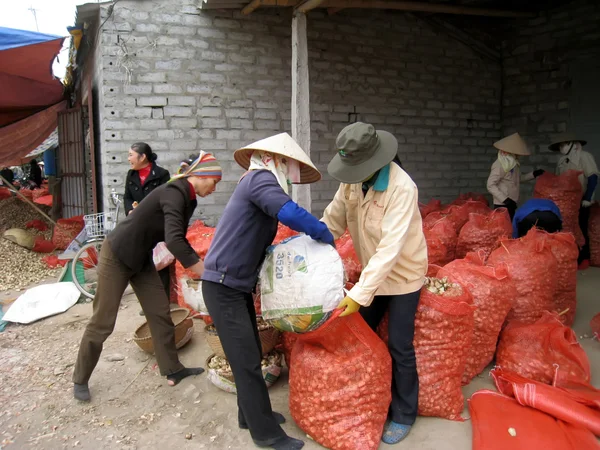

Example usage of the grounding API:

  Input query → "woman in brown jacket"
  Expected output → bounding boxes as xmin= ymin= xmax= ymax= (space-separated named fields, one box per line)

xmin=72 ymin=153 xmax=222 ymax=402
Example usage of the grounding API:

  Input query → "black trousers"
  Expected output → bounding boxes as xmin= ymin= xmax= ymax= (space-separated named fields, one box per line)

xmin=494 ymin=203 xmax=516 ymax=221
xmin=158 ymin=266 xmax=171 ymax=298
xmin=360 ymin=290 xmax=421 ymax=426
xmin=580 ymin=206 xmax=591 ymax=263
xmin=202 ymin=281 xmax=285 ymax=446
xmin=516 ymin=210 xmax=563 ymax=238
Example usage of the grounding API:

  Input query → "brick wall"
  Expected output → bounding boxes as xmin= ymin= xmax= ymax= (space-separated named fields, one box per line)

xmin=94 ymin=0 xmax=501 ymax=222
xmin=502 ymin=0 xmax=600 ymax=200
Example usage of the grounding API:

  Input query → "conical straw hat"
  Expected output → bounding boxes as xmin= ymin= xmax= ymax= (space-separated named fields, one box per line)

xmin=233 ymin=133 xmax=321 ymax=184
xmin=548 ymin=132 xmax=587 ymax=152
xmin=493 ymin=132 xmax=530 ymax=156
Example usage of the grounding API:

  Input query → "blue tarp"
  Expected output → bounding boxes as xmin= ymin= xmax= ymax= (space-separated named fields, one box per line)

xmin=0 ymin=27 xmax=62 ymax=51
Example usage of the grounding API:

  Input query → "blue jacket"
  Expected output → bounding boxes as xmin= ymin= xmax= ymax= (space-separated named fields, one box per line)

xmin=512 ymin=199 xmax=562 ymax=238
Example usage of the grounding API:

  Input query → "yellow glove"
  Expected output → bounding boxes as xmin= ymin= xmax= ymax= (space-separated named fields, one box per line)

xmin=337 ymin=295 xmax=360 ymax=317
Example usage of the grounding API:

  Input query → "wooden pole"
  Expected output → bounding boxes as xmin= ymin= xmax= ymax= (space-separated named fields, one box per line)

xmin=296 ymin=0 xmax=326 ymax=13
xmin=291 ymin=12 xmax=312 ymax=212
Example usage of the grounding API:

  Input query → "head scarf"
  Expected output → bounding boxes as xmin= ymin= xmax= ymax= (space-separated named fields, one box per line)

xmin=498 ymin=151 xmax=519 ymax=173
xmin=248 ymin=151 xmax=300 ymax=194
xmin=170 ymin=151 xmax=222 ymax=182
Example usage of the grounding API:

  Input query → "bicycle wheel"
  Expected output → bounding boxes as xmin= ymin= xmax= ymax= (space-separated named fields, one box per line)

xmin=72 ymin=240 xmax=103 ymax=299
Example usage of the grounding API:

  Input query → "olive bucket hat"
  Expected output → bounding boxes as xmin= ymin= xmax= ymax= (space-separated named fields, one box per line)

xmin=548 ymin=132 xmax=587 ymax=152
xmin=327 ymin=122 xmax=398 ymax=184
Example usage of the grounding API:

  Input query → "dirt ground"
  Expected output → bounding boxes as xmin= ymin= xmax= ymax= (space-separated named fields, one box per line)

xmin=0 ymin=270 xmax=599 ymax=450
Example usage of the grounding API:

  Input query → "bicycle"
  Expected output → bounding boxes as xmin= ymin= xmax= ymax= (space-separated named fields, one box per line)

xmin=71 ymin=189 xmax=123 ymax=299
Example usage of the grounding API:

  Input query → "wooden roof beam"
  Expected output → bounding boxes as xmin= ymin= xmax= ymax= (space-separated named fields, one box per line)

xmin=327 ymin=7 xmax=343 ymax=15
xmin=241 ymin=0 xmax=299 ymax=15
xmin=320 ymin=1 xmax=536 ymax=18
xmin=295 ymin=0 xmax=326 ymax=13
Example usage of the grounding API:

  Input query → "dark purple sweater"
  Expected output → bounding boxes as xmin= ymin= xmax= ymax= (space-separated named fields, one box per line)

xmin=202 ymin=170 xmax=291 ymax=292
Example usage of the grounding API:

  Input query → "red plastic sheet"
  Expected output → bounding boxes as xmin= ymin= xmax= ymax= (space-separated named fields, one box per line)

xmin=32 ymin=237 xmax=56 ymax=253
xmin=290 ymin=312 xmax=392 ymax=450
xmin=455 ymin=209 xmax=512 ymax=260
xmin=492 ymin=368 xmax=600 ymax=437
xmin=469 ymin=390 xmax=599 ymax=450
xmin=487 ymin=231 xmax=558 ymax=325
xmin=496 ymin=311 xmax=591 ymax=385
xmin=534 ymin=170 xmax=585 ymax=247
xmin=0 ymin=187 xmax=10 ymax=201
xmin=438 ymin=252 xmax=515 ymax=384
xmin=26 ymin=219 xmax=48 ymax=231
xmin=42 ymin=254 xmax=68 ymax=269
xmin=34 ymin=194 xmax=53 ymax=206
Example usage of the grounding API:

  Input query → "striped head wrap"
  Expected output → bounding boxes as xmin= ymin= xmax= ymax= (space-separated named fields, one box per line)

xmin=170 ymin=151 xmax=222 ymax=182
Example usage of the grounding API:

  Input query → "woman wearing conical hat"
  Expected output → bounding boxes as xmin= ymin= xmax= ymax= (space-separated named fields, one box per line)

xmin=201 ymin=133 xmax=333 ymax=450
xmin=486 ymin=132 xmax=544 ymax=219
xmin=549 ymin=132 xmax=599 ymax=269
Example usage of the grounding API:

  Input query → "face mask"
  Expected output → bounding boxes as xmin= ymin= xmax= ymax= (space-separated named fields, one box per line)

xmin=498 ymin=151 xmax=518 ymax=173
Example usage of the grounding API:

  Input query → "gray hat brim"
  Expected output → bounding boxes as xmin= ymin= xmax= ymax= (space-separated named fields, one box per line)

xmin=327 ymin=130 xmax=398 ymax=184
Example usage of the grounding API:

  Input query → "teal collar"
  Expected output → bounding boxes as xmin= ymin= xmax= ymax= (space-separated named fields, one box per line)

xmin=373 ymin=163 xmax=390 ymax=192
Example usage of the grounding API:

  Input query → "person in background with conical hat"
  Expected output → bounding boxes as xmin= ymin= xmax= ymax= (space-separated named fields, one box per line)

xmin=321 ymin=122 xmax=427 ymax=444
xmin=486 ymin=132 xmax=545 ymax=220
xmin=549 ymin=132 xmax=599 ymax=269
xmin=201 ymin=133 xmax=333 ymax=450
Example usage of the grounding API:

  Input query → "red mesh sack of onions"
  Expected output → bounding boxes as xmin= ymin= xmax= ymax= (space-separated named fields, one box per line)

xmin=487 ymin=231 xmax=558 ymax=325
xmin=590 ymin=203 xmax=600 ymax=267
xmin=496 ymin=311 xmax=591 ymax=385
xmin=539 ymin=230 xmax=578 ymax=326
xmin=437 ymin=252 xmax=515 ymax=384
xmin=422 ymin=217 xmax=457 ymax=265
xmin=281 ymin=331 xmax=298 ymax=370
xmin=534 ymin=170 xmax=585 ymax=246
xmin=335 ymin=231 xmax=362 ymax=284
xmin=290 ymin=311 xmax=392 ymax=450
xmin=427 ymin=201 xmax=491 ymax=233
xmin=415 ymin=276 xmax=474 ymax=420
xmin=419 ymin=199 xmax=442 ymax=218
xmin=455 ymin=209 xmax=512 ymax=260
xmin=451 ymin=192 xmax=489 ymax=207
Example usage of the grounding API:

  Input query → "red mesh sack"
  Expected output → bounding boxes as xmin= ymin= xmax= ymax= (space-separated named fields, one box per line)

xmin=591 ymin=313 xmax=600 ymax=340
xmin=26 ymin=219 xmax=49 ymax=232
xmin=281 ymin=331 xmax=298 ymax=369
xmin=492 ymin=368 xmax=600 ymax=437
xmin=32 ymin=237 xmax=57 ymax=253
xmin=487 ymin=232 xmax=558 ymax=325
xmin=34 ymin=195 xmax=53 ymax=206
xmin=336 ymin=231 xmax=362 ymax=284
xmin=423 ymin=217 xmax=457 ymax=265
xmin=590 ymin=203 xmax=600 ymax=267
xmin=451 ymin=192 xmax=489 ymax=207
xmin=0 ymin=187 xmax=10 ymax=201
xmin=496 ymin=311 xmax=591 ymax=385
xmin=469 ymin=390 xmax=599 ymax=450
xmin=419 ymin=199 xmax=442 ymax=218
xmin=534 ymin=170 xmax=585 ymax=246
xmin=51 ymin=216 xmax=84 ymax=250
xmin=438 ymin=252 xmax=515 ymax=384
xmin=540 ymin=230 xmax=578 ymax=326
xmin=290 ymin=311 xmax=392 ymax=450
xmin=32 ymin=188 xmax=49 ymax=200
xmin=415 ymin=276 xmax=474 ymax=420
xmin=455 ymin=209 xmax=512 ymax=260
xmin=18 ymin=189 xmax=34 ymax=200
xmin=273 ymin=223 xmax=297 ymax=244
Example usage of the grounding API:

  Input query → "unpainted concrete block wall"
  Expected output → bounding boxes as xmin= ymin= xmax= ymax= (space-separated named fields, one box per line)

xmin=502 ymin=0 xmax=600 ymax=201
xmin=95 ymin=1 xmax=501 ymax=223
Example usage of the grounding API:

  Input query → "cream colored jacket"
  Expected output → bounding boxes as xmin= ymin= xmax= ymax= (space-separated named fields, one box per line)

xmin=556 ymin=150 xmax=599 ymax=197
xmin=321 ymin=163 xmax=427 ymax=307
xmin=486 ymin=160 xmax=534 ymax=205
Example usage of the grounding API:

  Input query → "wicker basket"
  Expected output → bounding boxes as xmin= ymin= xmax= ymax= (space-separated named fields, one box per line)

xmin=204 ymin=321 xmax=280 ymax=358
xmin=133 ymin=308 xmax=194 ymax=354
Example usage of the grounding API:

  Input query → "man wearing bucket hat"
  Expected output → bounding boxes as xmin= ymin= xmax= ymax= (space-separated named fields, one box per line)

xmin=549 ymin=132 xmax=599 ymax=268
xmin=201 ymin=133 xmax=333 ymax=450
xmin=486 ymin=132 xmax=544 ymax=220
xmin=321 ymin=122 xmax=427 ymax=444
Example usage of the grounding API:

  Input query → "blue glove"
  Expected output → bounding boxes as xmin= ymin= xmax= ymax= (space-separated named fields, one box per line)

xmin=277 ymin=200 xmax=335 ymax=246
xmin=584 ymin=174 xmax=598 ymax=202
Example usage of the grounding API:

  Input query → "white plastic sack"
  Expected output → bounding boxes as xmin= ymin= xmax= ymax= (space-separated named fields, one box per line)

xmin=3 ymin=282 xmax=81 ymax=324
xmin=179 ymin=277 xmax=209 ymax=315
xmin=259 ymin=235 xmax=344 ymax=332
xmin=153 ymin=241 xmax=175 ymax=271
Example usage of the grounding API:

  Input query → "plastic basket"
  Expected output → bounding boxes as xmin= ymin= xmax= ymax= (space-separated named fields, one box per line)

xmin=83 ymin=212 xmax=116 ymax=238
